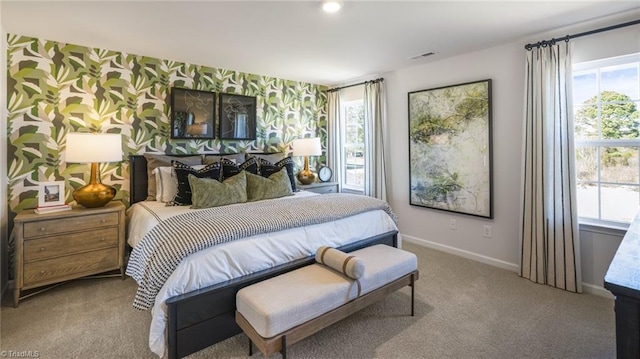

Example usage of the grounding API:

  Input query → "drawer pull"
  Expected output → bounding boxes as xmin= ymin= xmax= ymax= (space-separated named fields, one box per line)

xmin=39 ymin=247 xmax=45 ymax=252
xmin=40 ymin=227 xmax=46 ymax=232
xmin=40 ymin=270 xmax=45 ymax=275
xmin=101 ymin=219 xmax=106 ymax=223
xmin=100 ymin=237 xmax=105 ymax=242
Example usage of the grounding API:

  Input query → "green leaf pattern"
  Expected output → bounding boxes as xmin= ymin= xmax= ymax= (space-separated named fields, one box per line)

xmin=7 ymin=35 xmax=328 ymax=217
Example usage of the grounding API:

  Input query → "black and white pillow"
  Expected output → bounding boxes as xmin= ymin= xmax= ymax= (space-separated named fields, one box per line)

xmin=245 ymin=152 xmax=286 ymax=164
xmin=257 ymin=157 xmax=297 ymax=192
xmin=167 ymin=161 xmax=222 ymax=206
xmin=220 ymin=157 xmax=258 ymax=181
xmin=202 ymin=153 xmax=245 ymax=166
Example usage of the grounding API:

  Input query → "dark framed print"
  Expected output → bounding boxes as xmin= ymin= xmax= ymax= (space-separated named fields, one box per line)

xmin=408 ymin=79 xmax=493 ymax=218
xmin=219 ymin=93 xmax=257 ymax=140
xmin=171 ymin=87 xmax=216 ymax=139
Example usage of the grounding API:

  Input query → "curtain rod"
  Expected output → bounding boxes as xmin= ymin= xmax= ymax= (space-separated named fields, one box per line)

xmin=327 ymin=78 xmax=384 ymax=93
xmin=524 ymin=18 xmax=640 ymax=51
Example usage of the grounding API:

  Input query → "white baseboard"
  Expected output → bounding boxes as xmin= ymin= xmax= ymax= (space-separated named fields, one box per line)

xmin=403 ymin=234 xmax=614 ymax=299
xmin=402 ymin=234 xmax=520 ymax=272
xmin=582 ymin=282 xmax=614 ymax=299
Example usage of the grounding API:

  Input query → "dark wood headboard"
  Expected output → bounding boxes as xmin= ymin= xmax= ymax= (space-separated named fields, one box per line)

xmin=129 ymin=153 xmax=285 ymax=204
xmin=129 ymin=155 xmax=148 ymax=204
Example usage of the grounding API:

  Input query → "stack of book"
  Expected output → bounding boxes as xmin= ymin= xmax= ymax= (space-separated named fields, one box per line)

xmin=34 ymin=204 xmax=71 ymax=214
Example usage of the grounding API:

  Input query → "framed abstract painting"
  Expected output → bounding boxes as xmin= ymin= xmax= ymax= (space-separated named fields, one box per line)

xmin=219 ymin=93 xmax=257 ymax=140
xmin=408 ymin=79 xmax=493 ymax=218
xmin=171 ymin=87 xmax=216 ymax=140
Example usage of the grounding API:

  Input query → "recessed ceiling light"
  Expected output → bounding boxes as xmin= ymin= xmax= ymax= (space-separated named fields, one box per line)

xmin=322 ymin=0 xmax=342 ymax=13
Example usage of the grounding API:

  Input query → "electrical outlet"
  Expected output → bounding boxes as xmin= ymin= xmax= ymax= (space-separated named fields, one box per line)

xmin=483 ymin=225 xmax=492 ymax=238
xmin=449 ymin=219 xmax=457 ymax=231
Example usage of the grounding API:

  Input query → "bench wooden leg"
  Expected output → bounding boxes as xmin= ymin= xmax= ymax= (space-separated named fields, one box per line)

xmin=281 ymin=335 xmax=287 ymax=359
xmin=411 ymin=273 xmax=415 ymax=317
xmin=248 ymin=335 xmax=253 ymax=356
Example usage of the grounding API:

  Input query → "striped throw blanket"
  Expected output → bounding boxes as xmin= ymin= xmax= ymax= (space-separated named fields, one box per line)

xmin=126 ymin=193 xmax=397 ymax=310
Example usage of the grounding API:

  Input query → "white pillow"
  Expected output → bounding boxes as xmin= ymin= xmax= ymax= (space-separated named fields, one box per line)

xmin=154 ymin=165 xmax=205 ymax=202
xmin=154 ymin=167 xmax=176 ymax=202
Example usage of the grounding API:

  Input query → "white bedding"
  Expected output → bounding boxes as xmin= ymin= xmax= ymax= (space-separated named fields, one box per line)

xmin=126 ymin=192 xmax=400 ymax=358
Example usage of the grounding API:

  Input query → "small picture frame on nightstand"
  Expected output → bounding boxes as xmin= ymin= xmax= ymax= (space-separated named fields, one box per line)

xmin=38 ymin=181 xmax=65 ymax=207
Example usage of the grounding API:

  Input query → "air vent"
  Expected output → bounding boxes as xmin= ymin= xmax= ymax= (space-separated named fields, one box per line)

xmin=409 ymin=52 xmax=437 ymax=60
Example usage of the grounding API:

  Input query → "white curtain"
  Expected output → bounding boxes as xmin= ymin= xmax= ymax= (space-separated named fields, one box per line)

xmin=363 ymin=80 xmax=389 ymax=201
xmin=520 ymin=42 xmax=582 ymax=293
xmin=327 ymin=90 xmax=343 ymax=190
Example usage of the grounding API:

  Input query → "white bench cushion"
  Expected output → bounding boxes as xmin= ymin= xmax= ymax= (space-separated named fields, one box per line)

xmin=236 ymin=244 xmax=417 ymax=338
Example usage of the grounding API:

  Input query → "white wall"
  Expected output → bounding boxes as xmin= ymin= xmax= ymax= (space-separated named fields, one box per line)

xmin=385 ymin=10 xmax=640 ymax=296
xmin=386 ymin=41 xmax=524 ymax=272
xmin=1 ymin=8 xmax=9 ymax=299
xmin=342 ymin=84 xmax=364 ymax=102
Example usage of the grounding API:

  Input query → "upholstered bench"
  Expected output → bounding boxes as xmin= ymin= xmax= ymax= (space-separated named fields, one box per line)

xmin=235 ymin=244 xmax=419 ymax=358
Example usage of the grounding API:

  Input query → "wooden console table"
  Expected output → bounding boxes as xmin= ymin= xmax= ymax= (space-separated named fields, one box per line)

xmin=604 ymin=211 xmax=640 ymax=358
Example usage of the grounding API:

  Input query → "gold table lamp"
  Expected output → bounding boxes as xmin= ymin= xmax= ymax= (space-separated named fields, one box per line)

xmin=65 ymin=133 xmax=123 ymax=208
xmin=292 ymin=137 xmax=322 ymax=185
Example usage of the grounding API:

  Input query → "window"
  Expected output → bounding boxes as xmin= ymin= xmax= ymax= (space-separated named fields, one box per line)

xmin=573 ymin=53 xmax=640 ymax=225
xmin=342 ymin=99 xmax=365 ymax=192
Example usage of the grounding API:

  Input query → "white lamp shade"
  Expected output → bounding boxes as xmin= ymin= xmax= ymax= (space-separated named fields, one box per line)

xmin=65 ymin=133 xmax=123 ymax=163
xmin=292 ymin=137 xmax=322 ymax=156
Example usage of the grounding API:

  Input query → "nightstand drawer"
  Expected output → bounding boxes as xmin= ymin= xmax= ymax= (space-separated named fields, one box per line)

xmin=312 ymin=185 xmax=337 ymax=194
xmin=24 ymin=227 xmax=119 ymax=263
xmin=298 ymin=182 xmax=339 ymax=195
xmin=23 ymin=212 xmax=119 ymax=238
xmin=23 ymin=247 xmax=119 ymax=287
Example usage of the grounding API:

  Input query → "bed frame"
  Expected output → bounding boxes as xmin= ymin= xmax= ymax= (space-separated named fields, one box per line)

xmin=128 ymin=155 xmax=399 ymax=359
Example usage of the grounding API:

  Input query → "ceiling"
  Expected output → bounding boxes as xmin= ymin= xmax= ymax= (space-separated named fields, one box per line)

xmin=2 ymin=1 xmax=639 ymax=86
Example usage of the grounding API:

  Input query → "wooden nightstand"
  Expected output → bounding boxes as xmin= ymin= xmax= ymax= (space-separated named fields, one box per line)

xmin=298 ymin=181 xmax=339 ymax=194
xmin=12 ymin=201 xmax=126 ymax=307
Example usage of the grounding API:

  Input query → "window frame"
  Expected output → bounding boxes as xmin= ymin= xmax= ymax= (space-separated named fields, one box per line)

xmin=573 ymin=52 xmax=640 ymax=228
xmin=340 ymin=99 xmax=365 ymax=193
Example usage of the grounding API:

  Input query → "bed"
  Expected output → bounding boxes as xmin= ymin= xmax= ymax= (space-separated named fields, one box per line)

xmin=127 ymin=154 xmax=399 ymax=359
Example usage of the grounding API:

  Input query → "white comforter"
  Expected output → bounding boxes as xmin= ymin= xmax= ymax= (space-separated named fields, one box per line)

xmin=126 ymin=192 xmax=400 ymax=358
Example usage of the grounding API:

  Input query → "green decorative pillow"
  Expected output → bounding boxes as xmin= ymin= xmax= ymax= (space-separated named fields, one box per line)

xmin=246 ymin=168 xmax=293 ymax=202
xmin=188 ymin=171 xmax=247 ymax=209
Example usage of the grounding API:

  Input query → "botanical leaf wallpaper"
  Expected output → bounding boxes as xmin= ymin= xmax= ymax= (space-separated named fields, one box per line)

xmin=6 ymin=35 xmax=328 ymax=219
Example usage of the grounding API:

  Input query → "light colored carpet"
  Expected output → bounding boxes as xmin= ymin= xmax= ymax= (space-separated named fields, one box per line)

xmin=1 ymin=242 xmax=615 ymax=359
